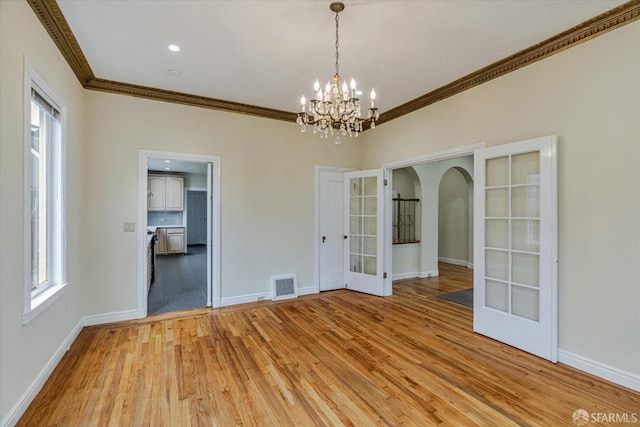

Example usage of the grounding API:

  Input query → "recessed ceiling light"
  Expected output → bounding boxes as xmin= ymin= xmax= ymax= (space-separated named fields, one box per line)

xmin=168 ymin=44 xmax=180 ymax=52
xmin=167 ymin=69 xmax=182 ymax=77
xmin=165 ymin=160 xmax=171 ymax=163
xmin=165 ymin=167 xmax=171 ymax=170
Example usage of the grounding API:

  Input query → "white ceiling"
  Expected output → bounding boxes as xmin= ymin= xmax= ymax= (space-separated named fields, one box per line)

xmin=57 ymin=0 xmax=624 ymax=115
xmin=148 ymin=158 xmax=208 ymax=175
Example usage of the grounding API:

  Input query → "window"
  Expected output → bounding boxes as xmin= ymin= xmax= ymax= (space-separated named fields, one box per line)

xmin=24 ymin=64 xmax=66 ymax=323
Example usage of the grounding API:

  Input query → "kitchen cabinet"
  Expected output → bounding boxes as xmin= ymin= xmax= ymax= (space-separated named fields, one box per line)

xmin=156 ymin=228 xmax=167 ymax=254
xmin=148 ymin=175 xmax=184 ymax=211
xmin=155 ymin=227 xmax=185 ymax=255
xmin=166 ymin=228 xmax=185 ymax=254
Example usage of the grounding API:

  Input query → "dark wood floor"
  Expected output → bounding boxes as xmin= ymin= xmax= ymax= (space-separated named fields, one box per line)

xmin=18 ymin=263 xmax=639 ymax=426
xmin=148 ymin=244 xmax=207 ymax=315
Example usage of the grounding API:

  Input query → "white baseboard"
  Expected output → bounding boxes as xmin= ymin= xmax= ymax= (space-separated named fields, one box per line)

xmin=297 ymin=285 xmax=316 ymax=296
xmin=221 ymin=292 xmax=271 ymax=307
xmin=438 ymin=257 xmax=469 ymax=267
xmin=1 ymin=319 xmax=84 ymax=427
xmin=467 ymin=262 xmax=474 ymax=269
xmin=558 ymin=350 xmax=640 ymax=392
xmin=392 ymin=272 xmax=420 ymax=281
xmin=419 ymin=270 xmax=439 ymax=278
xmin=83 ymin=309 xmax=139 ymax=326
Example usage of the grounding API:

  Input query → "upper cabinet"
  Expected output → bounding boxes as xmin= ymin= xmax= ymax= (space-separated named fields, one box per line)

xmin=148 ymin=174 xmax=184 ymax=211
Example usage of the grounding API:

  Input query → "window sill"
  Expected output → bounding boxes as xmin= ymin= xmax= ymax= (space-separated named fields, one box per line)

xmin=22 ymin=282 xmax=68 ymax=325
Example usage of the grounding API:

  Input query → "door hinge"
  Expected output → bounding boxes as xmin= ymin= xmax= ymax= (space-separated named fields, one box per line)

xmin=384 ymin=179 xmax=388 ymax=186
xmin=383 ymin=272 xmax=388 ymax=279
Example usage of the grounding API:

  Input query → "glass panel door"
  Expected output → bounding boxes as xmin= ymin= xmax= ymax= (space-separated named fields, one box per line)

xmin=474 ymin=136 xmax=558 ymax=362
xmin=344 ymin=169 xmax=385 ymax=296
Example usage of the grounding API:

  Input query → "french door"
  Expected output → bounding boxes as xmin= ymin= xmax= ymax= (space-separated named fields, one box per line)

xmin=344 ymin=169 xmax=385 ymax=296
xmin=474 ymin=136 xmax=558 ymax=361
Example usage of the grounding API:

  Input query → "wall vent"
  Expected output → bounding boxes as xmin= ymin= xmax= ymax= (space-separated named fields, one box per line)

xmin=271 ymin=274 xmax=298 ymax=301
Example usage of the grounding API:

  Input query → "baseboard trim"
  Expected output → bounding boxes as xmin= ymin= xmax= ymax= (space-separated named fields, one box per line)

xmin=296 ymin=285 xmax=316 ymax=296
xmin=83 ymin=309 xmax=139 ymax=327
xmin=558 ymin=350 xmax=640 ymax=392
xmin=392 ymin=272 xmax=419 ymax=281
xmin=1 ymin=319 xmax=84 ymax=427
xmin=221 ymin=292 xmax=271 ymax=307
xmin=419 ymin=270 xmax=439 ymax=278
xmin=438 ymin=257 xmax=469 ymax=267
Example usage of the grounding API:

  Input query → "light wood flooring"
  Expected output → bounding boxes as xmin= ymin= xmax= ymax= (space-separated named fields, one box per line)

xmin=18 ymin=263 xmax=639 ymax=426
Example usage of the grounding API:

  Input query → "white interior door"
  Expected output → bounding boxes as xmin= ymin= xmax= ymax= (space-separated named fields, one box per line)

xmin=320 ymin=171 xmax=345 ymax=291
xmin=344 ymin=169 xmax=385 ymax=296
xmin=474 ymin=136 xmax=558 ymax=361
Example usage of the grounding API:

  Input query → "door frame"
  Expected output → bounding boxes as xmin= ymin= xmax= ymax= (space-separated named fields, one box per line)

xmin=314 ymin=165 xmax=356 ymax=294
xmin=137 ymin=149 xmax=221 ymax=318
xmin=381 ymin=142 xmax=486 ymax=296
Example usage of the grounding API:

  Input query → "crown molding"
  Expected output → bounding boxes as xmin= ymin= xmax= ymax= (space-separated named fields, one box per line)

xmin=28 ymin=0 xmax=640 ymax=126
xmin=27 ymin=0 xmax=94 ymax=85
xmin=378 ymin=0 xmax=640 ymax=125
xmin=86 ymin=78 xmax=297 ymax=122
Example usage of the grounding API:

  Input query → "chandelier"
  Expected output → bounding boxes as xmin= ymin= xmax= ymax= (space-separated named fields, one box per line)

xmin=297 ymin=2 xmax=379 ymax=144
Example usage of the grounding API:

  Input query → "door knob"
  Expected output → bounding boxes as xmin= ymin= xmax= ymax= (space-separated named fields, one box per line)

xmin=344 ymin=235 xmax=348 ymax=239
xmin=322 ymin=236 xmax=326 ymax=243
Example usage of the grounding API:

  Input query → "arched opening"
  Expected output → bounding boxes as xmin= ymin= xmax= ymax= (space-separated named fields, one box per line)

xmin=438 ymin=167 xmax=474 ymax=268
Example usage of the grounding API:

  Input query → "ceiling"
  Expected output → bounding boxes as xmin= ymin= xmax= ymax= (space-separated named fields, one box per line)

xmin=54 ymin=0 xmax=627 ymax=119
xmin=148 ymin=158 xmax=208 ymax=175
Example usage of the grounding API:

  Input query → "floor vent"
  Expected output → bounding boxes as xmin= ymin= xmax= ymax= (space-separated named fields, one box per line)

xmin=271 ymin=274 xmax=297 ymax=301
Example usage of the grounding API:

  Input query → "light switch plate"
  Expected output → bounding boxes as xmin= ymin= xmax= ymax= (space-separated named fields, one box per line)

xmin=123 ymin=222 xmax=136 ymax=232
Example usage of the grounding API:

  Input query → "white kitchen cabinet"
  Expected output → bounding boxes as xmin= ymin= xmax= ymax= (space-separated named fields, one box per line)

xmin=147 ymin=176 xmax=166 ymax=210
xmin=156 ymin=228 xmax=167 ymax=255
xmin=155 ymin=227 xmax=185 ymax=255
xmin=148 ymin=175 xmax=184 ymax=211
xmin=167 ymin=228 xmax=185 ymax=254
xmin=165 ymin=177 xmax=184 ymax=211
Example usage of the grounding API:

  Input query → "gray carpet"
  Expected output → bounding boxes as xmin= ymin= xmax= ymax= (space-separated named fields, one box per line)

xmin=437 ymin=288 xmax=473 ymax=308
xmin=148 ymin=245 xmax=207 ymax=315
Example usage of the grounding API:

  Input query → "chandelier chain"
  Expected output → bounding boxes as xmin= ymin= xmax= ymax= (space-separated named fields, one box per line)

xmin=335 ymin=11 xmax=340 ymax=78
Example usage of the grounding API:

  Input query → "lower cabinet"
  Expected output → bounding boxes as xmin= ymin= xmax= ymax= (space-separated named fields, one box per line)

xmin=155 ymin=227 xmax=185 ymax=255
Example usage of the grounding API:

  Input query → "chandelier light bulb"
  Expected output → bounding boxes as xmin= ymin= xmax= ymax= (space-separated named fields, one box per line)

xmin=350 ymin=78 xmax=356 ymax=90
xmin=314 ymin=80 xmax=320 ymax=92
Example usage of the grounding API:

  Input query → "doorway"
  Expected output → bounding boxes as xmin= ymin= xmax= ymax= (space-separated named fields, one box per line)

xmin=137 ymin=150 xmax=221 ymax=318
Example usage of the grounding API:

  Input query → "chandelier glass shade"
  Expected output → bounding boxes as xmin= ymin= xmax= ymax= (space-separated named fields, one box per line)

xmin=297 ymin=2 xmax=379 ymax=144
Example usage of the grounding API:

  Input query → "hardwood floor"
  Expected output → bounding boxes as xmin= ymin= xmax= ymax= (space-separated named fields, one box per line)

xmin=19 ymin=264 xmax=639 ymax=426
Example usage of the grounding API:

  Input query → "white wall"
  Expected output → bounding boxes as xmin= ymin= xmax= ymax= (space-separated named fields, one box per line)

xmin=82 ymin=90 xmax=361 ymax=313
xmin=413 ymin=157 xmax=474 ymax=276
xmin=391 ymin=168 xmax=422 ymax=278
xmin=0 ymin=1 xmax=86 ymax=421
xmin=438 ymin=168 xmax=472 ymax=265
xmin=392 ymin=168 xmax=416 ymax=199
xmin=362 ymin=22 xmax=640 ymax=377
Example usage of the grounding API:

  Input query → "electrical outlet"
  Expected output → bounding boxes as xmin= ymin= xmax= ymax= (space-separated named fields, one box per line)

xmin=123 ymin=222 xmax=136 ymax=232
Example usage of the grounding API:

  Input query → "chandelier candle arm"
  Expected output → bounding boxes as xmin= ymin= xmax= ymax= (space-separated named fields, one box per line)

xmin=297 ymin=2 xmax=378 ymax=144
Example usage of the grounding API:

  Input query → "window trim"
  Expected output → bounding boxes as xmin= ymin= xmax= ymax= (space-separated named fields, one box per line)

xmin=23 ymin=58 xmax=67 ymax=324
